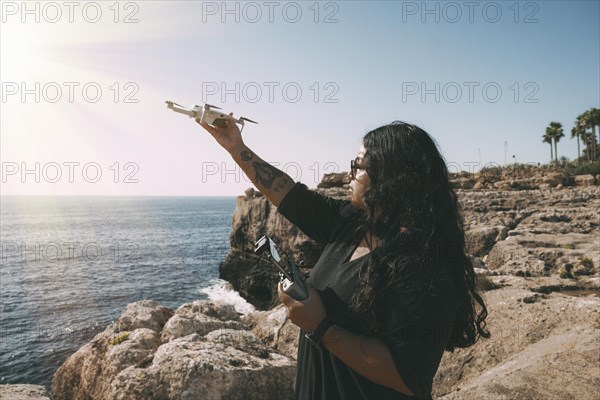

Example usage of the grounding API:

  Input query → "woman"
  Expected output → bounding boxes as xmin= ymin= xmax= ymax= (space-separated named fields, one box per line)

xmin=198 ymin=116 xmax=490 ymax=399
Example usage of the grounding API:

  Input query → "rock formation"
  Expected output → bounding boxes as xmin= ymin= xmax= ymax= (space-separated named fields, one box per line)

xmin=0 ymin=385 xmax=53 ymax=400
xmin=51 ymin=300 xmax=295 ymax=400
xmin=219 ymin=183 xmax=349 ymax=310
xmin=434 ymin=274 xmax=599 ymax=399
xmin=48 ymin=167 xmax=599 ymax=400
xmin=221 ymin=170 xmax=599 ymax=310
xmin=219 ymin=169 xmax=600 ymax=399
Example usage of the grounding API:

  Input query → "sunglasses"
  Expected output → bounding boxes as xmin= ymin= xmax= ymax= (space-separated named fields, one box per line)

xmin=350 ymin=157 xmax=367 ymax=179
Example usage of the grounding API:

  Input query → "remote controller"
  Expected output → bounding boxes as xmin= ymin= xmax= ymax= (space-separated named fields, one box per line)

xmin=254 ymin=236 xmax=308 ymax=301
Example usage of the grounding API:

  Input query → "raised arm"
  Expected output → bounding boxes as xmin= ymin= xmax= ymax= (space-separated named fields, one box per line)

xmin=196 ymin=115 xmax=295 ymax=207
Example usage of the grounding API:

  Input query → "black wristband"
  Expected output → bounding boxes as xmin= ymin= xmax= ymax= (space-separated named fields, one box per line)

xmin=304 ymin=318 xmax=333 ymax=349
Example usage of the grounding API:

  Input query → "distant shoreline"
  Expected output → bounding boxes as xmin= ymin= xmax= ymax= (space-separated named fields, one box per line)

xmin=0 ymin=194 xmax=239 ymax=198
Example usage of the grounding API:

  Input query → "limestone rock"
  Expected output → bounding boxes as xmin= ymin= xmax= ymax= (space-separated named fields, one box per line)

xmin=484 ymin=232 xmax=598 ymax=277
xmin=433 ymin=276 xmax=600 ymax=400
xmin=492 ymin=180 xmax=511 ymax=190
xmin=52 ymin=327 xmax=167 ymax=399
xmin=116 ymin=300 xmax=174 ymax=333
xmin=318 ymin=187 xmax=350 ymax=197
xmin=224 ymin=169 xmax=599 ymax=311
xmin=110 ymin=333 xmax=293 ymax=400
xmin=49 ymin=172 xmax=600 ymax=400
xmin=242 ymin=304 xmax=300 ymax=359
xmin=220 ymin=187 xmax=349 ymax=310
xmin=316 ymin=172 xmax=349 ymax=188
xmin=540 ymin=171 xmax=569 ymax=187
xmin=574 ymin=174 xmax=595 ymax=186
xmin=0 ymin=385 xmax=53 ymax=400
xmin=473 ymin=267 xmax=493 ymax=276
xmin=573 ymin=258 xmax=596 ymax=276
xmin=457 ymin=177 xmax=476 ymax=189
xmin=160 ymin=301 xmax=245 ymax=342
xmin=51 ymin=300 xmax=295 ymax=400
xmin=465 ymin=226 xmax=508 ymax=257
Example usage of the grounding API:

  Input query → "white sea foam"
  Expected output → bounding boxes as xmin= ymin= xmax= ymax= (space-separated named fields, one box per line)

xmin=200 ymin=279 xmax=256 ymax=315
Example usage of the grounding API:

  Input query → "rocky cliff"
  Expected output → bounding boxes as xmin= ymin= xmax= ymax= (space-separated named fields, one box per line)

xmin=218 ymin=169 xmax=600 ymax=399
xmin=48 ymin=168 xmax=599 ymax=400
xmin=51 ymin=300 xmax=295 ymax=400
xmin=221 ymin=170 xmax=599 ymax=310
xmin=0 ymin=385 xmax=53 ymax=400
xmin=219 ymin=175 xmax=350 ymax=310
xmin=434 ymin=274 xmax=599 ymax=399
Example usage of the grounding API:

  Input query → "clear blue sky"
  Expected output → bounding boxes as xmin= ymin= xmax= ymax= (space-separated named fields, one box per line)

xmin=1 ymin=0 xmax=598 ymax=196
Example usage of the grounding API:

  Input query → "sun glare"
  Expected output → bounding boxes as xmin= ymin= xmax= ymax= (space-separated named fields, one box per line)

xmin=0 ymin=22 xmax=46 ymax=80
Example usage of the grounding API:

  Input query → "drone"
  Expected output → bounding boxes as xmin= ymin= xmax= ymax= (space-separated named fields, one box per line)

xmin=165 ymin=101 xmax=258 ymax=132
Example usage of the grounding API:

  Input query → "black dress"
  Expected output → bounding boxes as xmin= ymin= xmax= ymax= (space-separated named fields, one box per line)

xmin=277 ymin=182 xmax=462 ymax=400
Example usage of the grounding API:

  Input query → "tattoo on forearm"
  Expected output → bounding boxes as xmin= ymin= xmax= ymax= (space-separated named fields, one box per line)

xmin=240 ymin=150 xmax=254 ymax=161
xmin=253 ymin=162 xmax=285 ymax=189
xmin=274 ymin=180 xmax=287 ymax=192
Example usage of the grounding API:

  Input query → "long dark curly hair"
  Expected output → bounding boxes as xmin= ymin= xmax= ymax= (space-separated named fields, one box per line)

xmin=349 ymin=121 xmax=490 ymax=351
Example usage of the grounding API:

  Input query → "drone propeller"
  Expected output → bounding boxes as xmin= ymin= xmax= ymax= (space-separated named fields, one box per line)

xmin=165 ymin=100 xmax=185 ymax=108
xmin=240 ymin=117 xmax=258 ymax=124
xmin=204 ymin=103 xmax=222 ymax=110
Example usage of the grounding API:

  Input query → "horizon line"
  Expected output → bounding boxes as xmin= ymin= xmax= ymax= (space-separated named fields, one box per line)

xmin=0 ymin=194 xmax=241 ymax=198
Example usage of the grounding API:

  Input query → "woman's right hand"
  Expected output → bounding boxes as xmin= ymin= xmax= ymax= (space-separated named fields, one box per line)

xmin=196 ymin=113 xmax=244 ymax=153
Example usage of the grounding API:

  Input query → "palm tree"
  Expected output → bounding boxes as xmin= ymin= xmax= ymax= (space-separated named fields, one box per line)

xmin=543 ymin=129 xmax=554 ymax=162
xmin=571 ymin=114 xmax=585 ymax=162
xmin=587 ymin=108 xmax=600 ymax=162
xmin=552 ymin=122 xmax=565 ymax=161
xmin=545 ymin=121 xmax=564 ymax=162
xmin=577 ymin=111 xmax=591 ymax=161
xmin=582 ymin=129 xmax=595 ymax=161
xmin=579 ymin=108 xmax=600 ymax=162
xmin=571 ymin=119 xmax=585 ymax=163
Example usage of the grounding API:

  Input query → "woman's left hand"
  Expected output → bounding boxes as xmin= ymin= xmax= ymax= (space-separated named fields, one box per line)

xmin=278 ymin=283 xmax=327 ymax=331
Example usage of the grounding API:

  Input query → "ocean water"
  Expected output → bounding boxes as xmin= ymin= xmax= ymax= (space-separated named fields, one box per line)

xmin=0 ymin=195 xmax=253 ymax=389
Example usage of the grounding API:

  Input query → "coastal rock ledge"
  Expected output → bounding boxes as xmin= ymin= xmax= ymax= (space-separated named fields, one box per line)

xmin=39 ymin=169 xmax=600 ymax=400
xmin=0 ymin=384 xmax=53 ymax=400
xmin=50 ymin=300 xmax=295 ymax=400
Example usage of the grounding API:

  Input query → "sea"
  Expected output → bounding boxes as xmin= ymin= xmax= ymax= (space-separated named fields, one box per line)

xmin=0 ymin=195 xmax=254 ymax=390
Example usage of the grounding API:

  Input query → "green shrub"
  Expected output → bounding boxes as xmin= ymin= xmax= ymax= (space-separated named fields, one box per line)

xmin=109 ymin=332 xmax=130 ymax=345
xmin=559 ymin=263 xmax=574 ymax=279
xmin=559 ymin=269 xmax=573 ymax=279
xmin=479 ymin=166 xmax=502 ymax=178
xmin=574 ymin=162 xmax=600 ymax=175
xmin=579 ymin=257 xmax=594 ymax=268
